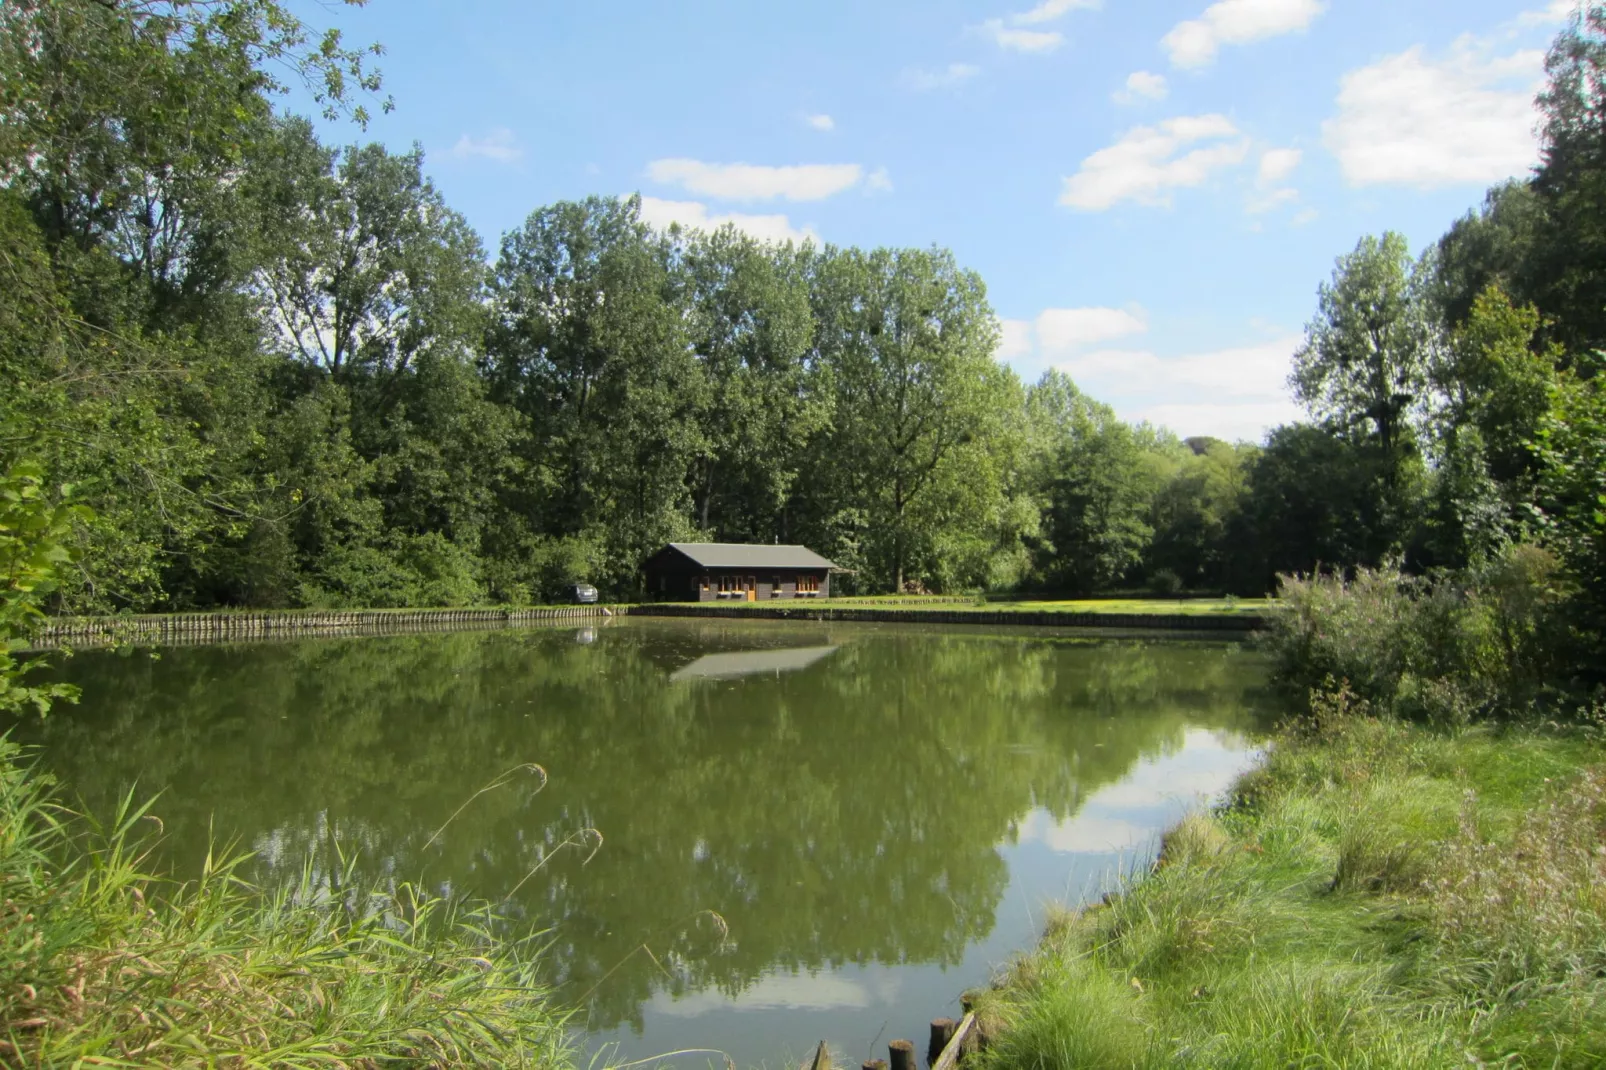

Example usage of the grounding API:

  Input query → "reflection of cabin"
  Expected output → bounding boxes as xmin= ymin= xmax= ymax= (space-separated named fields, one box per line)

xmin=642 ymin=543 xmax=839 ymax=602
xmin=669 ymin=645 xmax=839 ymax=681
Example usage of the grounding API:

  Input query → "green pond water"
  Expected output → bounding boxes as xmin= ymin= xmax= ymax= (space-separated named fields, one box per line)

xmin=18 ymin=618 xmax=1272 ymax=1067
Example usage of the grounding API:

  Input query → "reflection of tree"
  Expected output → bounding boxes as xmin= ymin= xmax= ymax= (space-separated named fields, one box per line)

xmin=19 ymin=623 xmax=1268 ymax=1031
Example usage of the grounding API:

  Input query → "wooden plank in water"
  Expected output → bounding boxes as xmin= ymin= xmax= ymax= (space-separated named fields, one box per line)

xmin=931 ymin=1012 xmax=978 ymax=1070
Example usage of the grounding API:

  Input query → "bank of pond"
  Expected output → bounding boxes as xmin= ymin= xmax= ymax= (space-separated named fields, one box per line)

xmin=4 ymin=618 xmax=1599 ymax=1067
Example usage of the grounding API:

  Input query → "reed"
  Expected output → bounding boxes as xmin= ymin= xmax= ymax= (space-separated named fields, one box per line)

xmin=0 ymin=738 xmax=577 ymax=1068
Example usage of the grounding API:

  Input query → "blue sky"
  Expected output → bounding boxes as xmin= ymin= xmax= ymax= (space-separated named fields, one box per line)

xmin=292 ymin=0 xmax=1574 ymax=443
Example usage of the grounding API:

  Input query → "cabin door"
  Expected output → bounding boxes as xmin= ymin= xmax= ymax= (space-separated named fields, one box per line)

xmin=746 ymin=576 xmax=756 ymax=602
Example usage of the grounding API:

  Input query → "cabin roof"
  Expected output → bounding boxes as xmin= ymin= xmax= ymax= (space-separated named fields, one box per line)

xmin=659 ymin=542 xmax=839 ymax=571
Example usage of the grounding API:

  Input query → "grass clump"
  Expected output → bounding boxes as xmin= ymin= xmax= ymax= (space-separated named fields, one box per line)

xmin=0 ymin=738 xmax=576 ymax=1068
xmin=977 ymin=690 xmax=1606 ymax=1068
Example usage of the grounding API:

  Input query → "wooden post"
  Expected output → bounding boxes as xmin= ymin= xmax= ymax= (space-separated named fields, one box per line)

xmin=807 ymin=1041 xmax=832 ymax=1070
xmin=931 ymin=1013 xmax=978 ymax=1070
xmin=888 ymin=1040 xmax=915 ymax=1070
xmin=928 ymin=1019 xmax=955 ymax=1066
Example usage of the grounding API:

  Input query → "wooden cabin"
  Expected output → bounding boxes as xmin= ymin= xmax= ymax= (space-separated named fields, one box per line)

xmin=642 ymin=543 xmax=839 ymax=602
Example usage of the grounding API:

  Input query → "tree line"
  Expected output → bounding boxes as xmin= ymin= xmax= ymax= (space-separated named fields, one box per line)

xmin=1 ymin=0 xmax=1603 ymax=623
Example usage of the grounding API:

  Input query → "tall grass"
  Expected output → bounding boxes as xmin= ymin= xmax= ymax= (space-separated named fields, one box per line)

xmin=976 ymin=693 xmax=1606 ymax=1068
xmin=0 ymin=738 xmax=576 ymax=1068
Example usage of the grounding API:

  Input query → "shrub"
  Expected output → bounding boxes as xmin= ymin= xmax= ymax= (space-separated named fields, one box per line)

xmin=1263 ymin=545 xmax=1575 ymax=723
xmin=1147 ymin=568 xmax=1184 ymax=596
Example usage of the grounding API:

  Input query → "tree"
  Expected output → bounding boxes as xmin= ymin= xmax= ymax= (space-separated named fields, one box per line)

xmin=0 ymin=456 xmax=87 ymax=715
xmin=1292 ymin=232 xmax=1432 ymax=465
xmin=677 ymin=228 xmax=827 ymax=542
xmin=487 ymin=196 xmax=703 ymax=593
xmin=803 ymin=246 xmax=1013 ymax=592
xmin=1026 ymin=372 xmax=1161 ymax=594
xmin=1534 ymin=4 xmax=1606 ymax=355
xmin=1145 ymin=437 xmax=1254 ymax=591
xmin=1237 ymin=424 xmax=1412 ymax=591
xmin=1535 ymin=372 xmax=1606 ymax=644
xmin=251 ymin=126 xmax=488 ymax=387
xmin=1428 ymin=181 xmax=1548 ymax=333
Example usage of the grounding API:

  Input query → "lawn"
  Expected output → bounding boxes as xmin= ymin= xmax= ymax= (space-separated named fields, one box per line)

xmin=799 ymin=596 xmax=1271 ymax=616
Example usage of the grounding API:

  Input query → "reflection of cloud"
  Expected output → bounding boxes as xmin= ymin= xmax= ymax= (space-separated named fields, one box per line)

xmin=1019 ymin=810 xmax=1155 ymax=853
xmin=653 ymin=970 xmax=889 ymax=1016
xmin=1018 ymin=729 xmax=1257 ymax=855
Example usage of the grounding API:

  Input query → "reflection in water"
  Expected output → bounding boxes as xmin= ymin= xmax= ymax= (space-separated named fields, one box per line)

xmin=669 ymin=645 xmax=839 ymax=681
xmin=17 ymin=620 xmax=1271 ymax=1065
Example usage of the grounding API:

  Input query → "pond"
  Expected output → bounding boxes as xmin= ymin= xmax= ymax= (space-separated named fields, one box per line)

xmin=17 ymin=618 xmax=1271 ymax=1067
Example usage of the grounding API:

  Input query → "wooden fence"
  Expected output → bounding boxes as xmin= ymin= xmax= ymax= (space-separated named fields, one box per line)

xmin=802 ymin=1007 xmax=982 ymax=1070
xmin=31 ymin=606 xmax=614 ymax=648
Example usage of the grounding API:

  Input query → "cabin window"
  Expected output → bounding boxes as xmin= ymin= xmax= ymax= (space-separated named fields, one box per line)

xmin=772 ymin=576 xmax=782 ymax=597
xmin=798 ymin=575 xmax=818 ymax=593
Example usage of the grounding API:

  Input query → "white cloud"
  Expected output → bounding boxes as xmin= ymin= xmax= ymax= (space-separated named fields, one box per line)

xmin=1133 ymin=400 xmax=1303 ymax=442
xmin=1246 ymin=186 xmax=1300 ymax=214
xmin=447 ymin=128 xmax=522 ymax=163
xmin=1247 ymin=147 xmax=1302 ymax=214
xmin=1292 ymin=207 xmax=1319 ymax=225
xmin=1035 ymin=307 xmax=1149 ymax=353
xmin=646 ymin=159 xmax=864 ymax=202
xmin=636 ymin=197 xmax=817 ymax=245
xmin=1162 ymin=0 xmax=1326 ymax=69
xmin=1113 ymin=70 xmax=1169 ymax=105
xmin=866 ymin=166 xmax=894 ymax=193
xmin=1059 ymin=336 xmax=1303 ymax=439
xmin=1013 ymin=0 xmax=1101 ymax=24
xmin=996 ymin=319 xmax=1035 ymax=361
xmin=1516 ymin=0 xmax=1578 ymax=27
xmin=1000 ymin=319 xmax=1302 ymax=440
xmin=904 ymin=63 xmax=981 ymax=90
xmin=1256 ymin=147 xmax=1302 ymax=185
xmin=804 ymin=113 xmax=835 ymax=132
xmin=1059 ymin=114 xmax=1250 ymax=211
xmin=1323 ymin=37 xmax=1544 ymax=188
xmin=982 ymin=18 xmax=1064 ymax=52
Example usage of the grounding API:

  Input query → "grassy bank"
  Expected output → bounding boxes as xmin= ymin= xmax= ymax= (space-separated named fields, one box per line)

xmin=975 ymin=694 xmax=1606 ymax=1068
xmin=0 ymin=739 xmax=577 ymax=1068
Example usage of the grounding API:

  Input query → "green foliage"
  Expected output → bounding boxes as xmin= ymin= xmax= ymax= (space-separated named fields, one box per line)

xmin=1264 ymin=546 xmax=1579 ymax=724
xmin=0 ymin=459 xmax=89 ymax=716
xmin=1536 ymin=369 xmax=1606 ymax=643
xmin=1293 ymin=231 xmax=1432 ymax=461
xmin=1146 ymin=436 xmax=1253 ymax=591
xmin=1236 ymin=424 xmax=1417 ymax=589
xmin=2 ymin=0 xmax=1602 ymax=619
xmin=1027 ymin=372 xmax=1162 ymax=593
xmin=801 ymin=245 xmax=1019 ymax=592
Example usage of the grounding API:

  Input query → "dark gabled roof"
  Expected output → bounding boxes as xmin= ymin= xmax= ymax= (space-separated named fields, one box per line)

xmin=658 ymin=542 xmax=839 ymax=571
